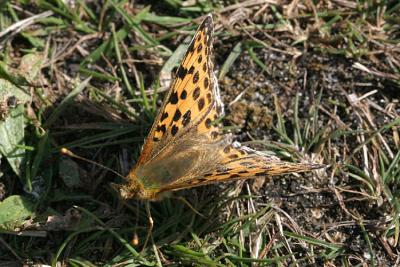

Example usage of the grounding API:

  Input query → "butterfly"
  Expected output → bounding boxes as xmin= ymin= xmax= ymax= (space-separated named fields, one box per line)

xmin=120 ymin=15 xmax=323 ymax=201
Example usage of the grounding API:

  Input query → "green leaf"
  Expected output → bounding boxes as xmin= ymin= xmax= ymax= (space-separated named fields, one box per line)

xmin=0 ymin=195 xmax=36 ymax=231
xmin=0 ymin=61 xmax=29 ymax=86
xmin=0 ymin=53 xmax=44 ymax=177
xmin=0 ymin=77 xmax=30 ymax=103
xmin=0 ymin=104 xmax=26 ymax=177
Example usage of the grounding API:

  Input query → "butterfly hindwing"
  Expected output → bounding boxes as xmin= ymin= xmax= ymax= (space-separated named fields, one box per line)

xmin=158 ymin=143 xmax=323 ymax=193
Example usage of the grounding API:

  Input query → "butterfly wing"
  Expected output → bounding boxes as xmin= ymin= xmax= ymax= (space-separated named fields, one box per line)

xmin=135 ymin=15 xmax=223 ymax=167
xmin=158 ymin=142 xmax=324 ymax=193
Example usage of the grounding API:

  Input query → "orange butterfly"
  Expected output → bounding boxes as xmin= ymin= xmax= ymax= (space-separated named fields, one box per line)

xmin=120 ymin=15 xmax=323 ymax=201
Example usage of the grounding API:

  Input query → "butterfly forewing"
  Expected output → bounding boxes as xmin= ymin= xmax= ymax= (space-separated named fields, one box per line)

xmin=135 ymin=15 xmax=223 ymax=168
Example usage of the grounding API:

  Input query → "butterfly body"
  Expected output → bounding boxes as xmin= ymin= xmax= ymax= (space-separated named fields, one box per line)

xmin=120 ymin=15 xmax=323 ymax=201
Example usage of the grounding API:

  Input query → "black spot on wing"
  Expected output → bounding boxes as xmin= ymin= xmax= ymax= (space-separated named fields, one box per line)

xmin=171 ymin=125 xmax=178 ymax=136
xmin=156 ymin=124 xmax=166 ymax=134
xmin=204 ymin=77 xmax=209 ymax=88
xmin=203 ymin=63 xmax=207 ymax=72
xmin=198 ymin=98 xmax=205 ymax=110
xmin=193 ymin=71 xmax=199 ymax=84
xmin=205 ymin=118 xmax=211 ymax=129
xmin=197 ymin=43 xmax=203 ymax=53
xmin=182 ymin=110 xmax=191 ymax=126
xmin=160 ymin=112 xmax=168 ymax=121
xmin=173 ymin=109 xmax=182 ymax=121
xmin=180 ymin=90 xmax=187 ymax=99
xmin=176 ymin=67 xmax=187 ymax=79
xmin=193 ymin=87 xmax=200 ymax=100
xmin=169 ymin=91 xmax=179 ymax=104
xmin=188 ymin=66 xmax=195 ymax=74
xmin=206 ymin=93 xmax=212 ymax=103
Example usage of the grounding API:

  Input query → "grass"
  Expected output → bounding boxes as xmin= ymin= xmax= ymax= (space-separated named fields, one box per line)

xmin=0 ymin=0 xmax=399 ymax=266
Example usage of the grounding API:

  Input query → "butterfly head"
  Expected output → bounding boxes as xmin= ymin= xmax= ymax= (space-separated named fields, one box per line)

xmin=117 ymin=173 xmax=160 ymax=200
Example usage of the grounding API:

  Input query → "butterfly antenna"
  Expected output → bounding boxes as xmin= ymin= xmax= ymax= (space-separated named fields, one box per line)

xmin=60 ymin=148 xmax=126 ymax=180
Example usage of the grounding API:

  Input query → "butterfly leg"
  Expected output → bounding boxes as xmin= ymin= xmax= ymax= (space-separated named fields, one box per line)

xmin=141 ymin=200 xmax=153 ymax=252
